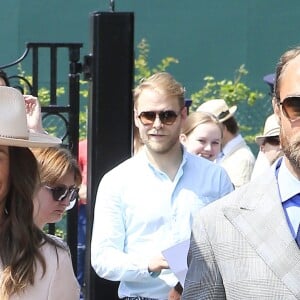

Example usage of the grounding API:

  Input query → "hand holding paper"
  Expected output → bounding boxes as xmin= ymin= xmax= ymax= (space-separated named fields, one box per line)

xmin=162 ymin=239 xmax=190 ymax=287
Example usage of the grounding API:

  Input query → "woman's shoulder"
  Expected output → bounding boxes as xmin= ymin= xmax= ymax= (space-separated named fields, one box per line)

xmin=42 ymin=234 xmax=71 ymax=255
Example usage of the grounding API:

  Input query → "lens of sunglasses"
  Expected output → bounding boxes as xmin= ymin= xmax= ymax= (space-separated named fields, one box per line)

xmin=66 ymin=188 xmax=80 ymax=210
xmin=44 ymin=185 xmax=79 ymax=203
xmin=280 ymin=96 xmax=300 ymax=121
xmin=138 ymin=110 xmax=178 ymax=125
xmin=68 ymin=187 xmax=79 ymax=202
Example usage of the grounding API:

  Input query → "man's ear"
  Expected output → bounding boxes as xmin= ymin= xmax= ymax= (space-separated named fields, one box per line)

xmin=181 ymin=106 xmax=188 ymax=121
xmin=134 ymin=109 xmax=139 ymax=128
xmin=179 ymin=133 xmax=187 ymax=144
xmin=272 ymin=97 xmax=281 ymax=124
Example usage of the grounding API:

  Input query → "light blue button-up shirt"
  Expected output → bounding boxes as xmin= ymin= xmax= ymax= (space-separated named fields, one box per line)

xmin=277 ymin=158 xmax=300 ymax=238
xmin=91 ymin=148 xmax=233 ymax=299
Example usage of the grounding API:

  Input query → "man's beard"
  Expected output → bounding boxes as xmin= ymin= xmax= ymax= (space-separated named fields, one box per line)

xmin=281 ymin=130 xmax=300 ymax=169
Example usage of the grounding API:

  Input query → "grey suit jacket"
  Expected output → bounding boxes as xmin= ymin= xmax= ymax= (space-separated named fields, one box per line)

xmin=182 ymin=167 xmax=300 ymax=299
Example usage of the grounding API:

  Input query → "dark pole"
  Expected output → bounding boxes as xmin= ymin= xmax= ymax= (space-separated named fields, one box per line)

xmin=85 ymin=11 xmax=134 ymax=300
xmin=67 ymin=45 xmax=82 ymax=273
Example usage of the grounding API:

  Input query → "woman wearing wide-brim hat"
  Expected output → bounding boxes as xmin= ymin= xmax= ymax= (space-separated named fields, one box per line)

xmin=0 ymin=86 xmax=80 ymax=300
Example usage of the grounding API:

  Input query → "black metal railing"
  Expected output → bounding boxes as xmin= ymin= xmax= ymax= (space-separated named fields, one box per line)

xmin=0 ymin=42 xmax=83 ymax=272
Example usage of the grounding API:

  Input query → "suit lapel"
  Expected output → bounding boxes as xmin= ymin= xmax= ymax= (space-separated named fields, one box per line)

xmin=223 ymin=170 xmax=300 ymax=297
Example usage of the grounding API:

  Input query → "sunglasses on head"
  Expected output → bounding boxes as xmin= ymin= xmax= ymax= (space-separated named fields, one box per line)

xmin=278 ymin=96 xmax=300 ymax=122
xmin=138 ymin=110 xmax=180 ymax=126
xmin=44 ymin=185 xmax=79 ymax=204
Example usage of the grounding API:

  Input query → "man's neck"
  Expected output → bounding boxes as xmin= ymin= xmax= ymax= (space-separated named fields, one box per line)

xmin=222 ymin=132 xmax=237 ymax=148
xmin=145 ymin=143 xmax=183 ymax=181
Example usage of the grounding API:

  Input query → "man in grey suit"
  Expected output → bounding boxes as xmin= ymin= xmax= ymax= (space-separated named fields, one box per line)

xmin=182 ymin=47 xmax=300 ymax=299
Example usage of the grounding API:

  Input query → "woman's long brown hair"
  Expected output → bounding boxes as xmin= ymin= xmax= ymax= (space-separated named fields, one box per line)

xmin=0 ymin=147 xmax=61 ymax=298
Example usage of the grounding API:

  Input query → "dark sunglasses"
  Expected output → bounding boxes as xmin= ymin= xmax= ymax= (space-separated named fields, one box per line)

xmin=138 ymin=110 xmax=180 ymax=126
xmin=44 ymin=185 xmax=79 ymax=203
xmin=263 ymin=136 xmax=280 ymax=146
xmin=278 ymin=96 xmax=300 ymax=122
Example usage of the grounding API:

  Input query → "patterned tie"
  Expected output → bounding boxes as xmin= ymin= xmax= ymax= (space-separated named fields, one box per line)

xmin=296 ymin=224 xmax=300 ymax=248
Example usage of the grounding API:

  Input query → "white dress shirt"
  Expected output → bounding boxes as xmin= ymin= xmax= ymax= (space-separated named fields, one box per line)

xmin=91 ymin=148 xmax=233 ymax=299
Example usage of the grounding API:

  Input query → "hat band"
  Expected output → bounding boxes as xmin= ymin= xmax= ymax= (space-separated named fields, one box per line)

xmin=218 ymin=110 xmax=230 ymax=120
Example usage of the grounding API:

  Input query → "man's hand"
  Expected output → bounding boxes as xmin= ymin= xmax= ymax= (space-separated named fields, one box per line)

xmin=148 ymin=254 xmax=169 ymax=272
xmin=24 ymin=95 xmax=44 ymax=133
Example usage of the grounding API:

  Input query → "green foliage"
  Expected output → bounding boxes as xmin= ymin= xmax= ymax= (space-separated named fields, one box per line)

xmin=134 ymin=38 xmax=179 ymax=86
xmin=190 ymin=65 xmax=264 ymax=111
xmin=17 ymin=64 xmax=65 ymax=106
xmin=79 ymin=80 xmax=89 ymax=139
xmin=189 ymin=65 xmax=265 ymax=146
xmin=43 ymin=223 xmax=66 ymax=240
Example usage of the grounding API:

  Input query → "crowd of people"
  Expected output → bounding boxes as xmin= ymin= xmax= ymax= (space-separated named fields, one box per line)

xmin=1 ymin=46 xmax=299 ymax=300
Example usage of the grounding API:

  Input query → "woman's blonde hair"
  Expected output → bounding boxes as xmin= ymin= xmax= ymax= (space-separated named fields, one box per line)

xmin=181 ymin=111 xmax=223 ymax=137
xmin=31 ymin=146 xmax=82 ymax=187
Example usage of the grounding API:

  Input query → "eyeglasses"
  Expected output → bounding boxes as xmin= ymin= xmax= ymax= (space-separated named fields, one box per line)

xmin=138 ymin=110 xmax=180 ymax=126
xmin=44 ymin=185 xmax=79 ymax=204
xmin=278 ymin=96 xmax=300 ymax=122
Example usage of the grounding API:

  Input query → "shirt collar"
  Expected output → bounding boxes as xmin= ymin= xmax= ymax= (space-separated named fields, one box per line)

xmin=222 ymin=134 xmax=243 ymax=156
xmin=277 ymin=157 xmax=300 ymax=202
xmin=141 ymin=145 xmax=187 ymax=179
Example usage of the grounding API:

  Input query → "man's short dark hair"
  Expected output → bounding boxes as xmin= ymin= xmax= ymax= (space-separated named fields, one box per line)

xmin=223 ymin=116 xmax=239 ymax=135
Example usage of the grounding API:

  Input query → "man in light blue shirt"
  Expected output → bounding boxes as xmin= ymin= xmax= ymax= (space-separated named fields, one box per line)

xmin=91 ymin=72 xmax=233 ymax=300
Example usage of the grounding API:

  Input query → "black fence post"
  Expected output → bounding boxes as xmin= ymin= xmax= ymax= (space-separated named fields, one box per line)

xmin=67 ymin=45 xmax=82 ymax=274
xmin=85 ymin=11 xmax=134 ymax=300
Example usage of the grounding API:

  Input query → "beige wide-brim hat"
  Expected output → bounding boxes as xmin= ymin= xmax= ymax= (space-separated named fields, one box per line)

xmin=0 ymin=86 xmax=62 ymax=147
xmin=255 ymin=114 xmax=280 ymax=145
xmin=196 ymin=99 xmax=237 ymax=122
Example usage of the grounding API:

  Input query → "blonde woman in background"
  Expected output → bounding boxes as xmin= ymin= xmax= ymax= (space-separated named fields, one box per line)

xmin=180 ymin=111 xmax=223 ymax=161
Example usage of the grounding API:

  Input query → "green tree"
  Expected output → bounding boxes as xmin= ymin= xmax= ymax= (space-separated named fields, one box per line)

xmin=134 ymin=38 xmax=179 ymax=86
xmin=189 ymin=65 xmax=265 ymax=144
xmin=190 ymin=64 xmax=264 ymax=111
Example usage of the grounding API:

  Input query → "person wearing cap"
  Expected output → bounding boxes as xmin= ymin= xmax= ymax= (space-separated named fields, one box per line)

xmin=251 ymin=114 xmax=282 ymax=180
xmin=263 ymin=73 xmax=275 ymax=95
xmin=182 ymin=46 xmax=300 ymax=300
xmin=0 ymin=86 xmax=79 ymax=299
xmin=91 ymin=72 xmax=233 ymax=300
xmin=197 ymin=99 xmax=255 ymax=188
